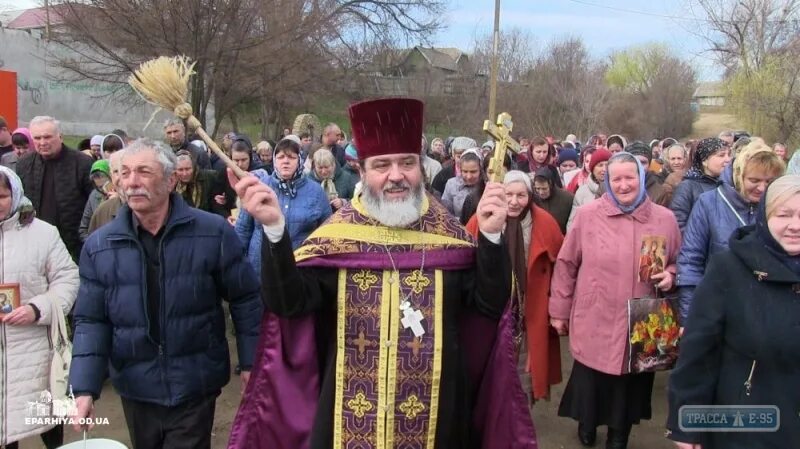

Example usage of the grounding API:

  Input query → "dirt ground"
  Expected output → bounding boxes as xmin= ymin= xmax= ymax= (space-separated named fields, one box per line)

xmin=686 ymin=111 xmax=744 ymax=140
xmin=21 ymin=336 xmax=675 ymax=449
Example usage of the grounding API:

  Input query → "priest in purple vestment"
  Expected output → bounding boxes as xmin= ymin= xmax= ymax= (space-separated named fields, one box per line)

xmin=227 ymin=98 xmax=538 ymax=449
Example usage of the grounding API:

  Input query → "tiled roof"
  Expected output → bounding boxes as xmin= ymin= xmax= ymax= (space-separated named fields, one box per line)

xmin=6 ymin=6 xmax=65 ymax=30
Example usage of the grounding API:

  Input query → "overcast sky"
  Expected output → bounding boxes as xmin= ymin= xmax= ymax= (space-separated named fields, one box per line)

xmin=8 ymin=0 xmax=721 ymax=80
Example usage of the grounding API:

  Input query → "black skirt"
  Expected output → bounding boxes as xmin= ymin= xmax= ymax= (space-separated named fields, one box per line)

xmin=558 ymin=360 xmax=655 ymax=429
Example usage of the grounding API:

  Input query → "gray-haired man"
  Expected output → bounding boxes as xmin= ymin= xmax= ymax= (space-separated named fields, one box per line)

xmin=70 ymin=139 xmax=261 ymax=449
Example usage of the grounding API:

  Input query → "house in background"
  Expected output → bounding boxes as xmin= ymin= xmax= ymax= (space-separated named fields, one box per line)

xmin=0 ymin=5 xmax=66 ymax=33
xmin=693 ymin=81 xmax=727 ymax=107
xmin=398 ymin=47 xmax=474 ymax=77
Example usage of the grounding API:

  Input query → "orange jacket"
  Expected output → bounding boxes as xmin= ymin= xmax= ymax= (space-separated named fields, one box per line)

xmin=466 ymin=205 xmax=564 ymax=399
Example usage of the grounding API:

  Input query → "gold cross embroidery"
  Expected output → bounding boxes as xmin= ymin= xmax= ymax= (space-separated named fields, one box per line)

xmin=352 ymin=270 xmax=378 ymax=292
xmin=398 ymin=394 xmax=425 ymax=419
xmin=347 ymin=391 xmax=373 ymax=418
xmin=350 ymin=328 xmax=374 ymax=359
xmin=377 ymin=227 xmax=402 ymax=244
xmin=403 ymin=270 xmax=430 ymax=295
xmin=406 ymin=337 xmax=422 ymax=359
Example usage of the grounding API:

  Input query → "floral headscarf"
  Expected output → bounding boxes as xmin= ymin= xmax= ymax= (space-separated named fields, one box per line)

xmin=686 ymin=137 xmax=726 ymax=179
xmin=271 ymin=143 xmax=307 ymax=198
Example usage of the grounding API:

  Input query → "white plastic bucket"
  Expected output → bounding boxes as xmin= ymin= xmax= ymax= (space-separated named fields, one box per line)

xmin=58 ymin=438 xmax=128 ymax=449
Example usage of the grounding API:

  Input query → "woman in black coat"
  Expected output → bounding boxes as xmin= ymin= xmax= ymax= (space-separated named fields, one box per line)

xmin=669 ymin=137 xmax=731 ymax=231
xmin=666 ymin=175 xmax=800 ymax=449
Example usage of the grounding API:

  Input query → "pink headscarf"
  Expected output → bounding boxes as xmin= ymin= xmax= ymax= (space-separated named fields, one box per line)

xmin=11 ymin=127 xmax=34 ymax=150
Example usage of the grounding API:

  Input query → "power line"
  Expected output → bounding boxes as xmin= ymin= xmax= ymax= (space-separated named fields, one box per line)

xmin=563 ymin=0 xmax=800 ymax=24
xmin=563 ymin=0 xmax=708 ymax=22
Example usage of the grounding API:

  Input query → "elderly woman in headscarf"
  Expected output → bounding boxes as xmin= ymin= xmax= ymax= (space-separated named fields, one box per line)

xmin=667 ymin=175 xmax=800 ymax=449
xmin=550 ymin=152 xmax=681 ymax=449
xmin=309 ymin=148 xmax=358 ymax=211
xmin=0 ymin=166 xmax=78 ymax=449
xmin=676 ymin=142 xmax=785 ymax=323
xmin=234 ymin=138 xmax=331 ymax=273
xmin=533 ymin=167 xmax=574 ymax=234
xmin=174 ymin=150 xmax=228 ymax=216
xmin=670 ymin=137 xmax=732 ymax=231
xmin=465 ymin=170 xmax=564 ymax=403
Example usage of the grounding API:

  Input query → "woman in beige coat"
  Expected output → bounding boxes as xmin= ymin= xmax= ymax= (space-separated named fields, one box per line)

xmin=0 ymin=166 xmax=79 ymax=449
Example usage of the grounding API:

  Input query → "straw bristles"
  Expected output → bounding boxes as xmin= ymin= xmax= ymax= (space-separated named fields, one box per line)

xmin=129 ymin=56 xmax=196 ymax=113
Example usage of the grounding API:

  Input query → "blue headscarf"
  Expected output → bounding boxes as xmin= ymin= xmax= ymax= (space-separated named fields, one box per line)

xmin=604 ymin=151 xmax=647 ymax=214
xmin=0 ymin=165 xmax=34 ymax=224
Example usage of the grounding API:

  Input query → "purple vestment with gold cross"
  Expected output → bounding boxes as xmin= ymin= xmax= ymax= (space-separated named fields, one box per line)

xmin=228 ymin=193 xmax=537 ymax=449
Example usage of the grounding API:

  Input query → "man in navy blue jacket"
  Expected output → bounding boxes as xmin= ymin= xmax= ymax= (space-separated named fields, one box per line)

xmin=69 ymin=138 xmax=262 ymax=449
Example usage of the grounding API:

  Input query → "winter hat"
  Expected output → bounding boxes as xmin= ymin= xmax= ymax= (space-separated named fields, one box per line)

xmin=606 ymin=134 xmax=628 ymax=150
xmin=345 ymin=143 xmax=359 ymax=161
xmin=589 ymin=148 xmax=612 ymax=173
xmin=625 ymin=141 xmax=653 ymax=163
xmin=90 ymin=159 xmax=111 ymax=178
xmin=90 ymin=135 xmax=104 ymax=147
xmin=557 ymin=148 xmax=579 ymax=166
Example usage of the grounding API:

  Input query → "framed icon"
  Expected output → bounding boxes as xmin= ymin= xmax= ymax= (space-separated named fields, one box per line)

xmin=0 ymin=283 xmax=21 ymax=317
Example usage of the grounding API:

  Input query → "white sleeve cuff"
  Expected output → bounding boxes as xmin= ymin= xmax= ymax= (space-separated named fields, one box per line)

xmin=480 ymin=230 xmax=502 ymax=244
xmin=262 ymin=218 xmax=286 ymax=243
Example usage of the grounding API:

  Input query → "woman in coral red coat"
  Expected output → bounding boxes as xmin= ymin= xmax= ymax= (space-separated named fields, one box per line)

xmin=466 ymin=170 xmax=564 ymax=402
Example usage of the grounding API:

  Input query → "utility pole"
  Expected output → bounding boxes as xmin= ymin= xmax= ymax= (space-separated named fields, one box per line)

xmin=44 ymin=0 xmax=51 ymax=40
xmin=488 ymin=0 xmax=501 ymax=119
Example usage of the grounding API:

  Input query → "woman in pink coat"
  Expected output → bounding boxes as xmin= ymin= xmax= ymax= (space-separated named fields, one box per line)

xmin=549 ymin=152 xmax=681 ymax=449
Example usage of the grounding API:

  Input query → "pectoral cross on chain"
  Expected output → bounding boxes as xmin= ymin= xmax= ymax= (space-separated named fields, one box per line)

xmin=401 ymin=308 xmax=425 ymax=338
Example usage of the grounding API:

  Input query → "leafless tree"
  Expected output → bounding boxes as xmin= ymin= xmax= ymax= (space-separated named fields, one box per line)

xmin=471 ymin=27 xmax=538 ymax=82
xmin=692 ymin=0 xmax=800 ymax=144
xmin=52 ymin=0 xmax=445 ymax=136
xmin=690 ymin=0 xmax=800 ymax=73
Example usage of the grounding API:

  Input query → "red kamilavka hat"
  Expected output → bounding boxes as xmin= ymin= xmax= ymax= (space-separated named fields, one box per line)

xmin=348 ymin=98 xmax=424 ymax=160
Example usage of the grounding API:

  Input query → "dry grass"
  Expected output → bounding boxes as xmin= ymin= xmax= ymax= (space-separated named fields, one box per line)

xmin=686 ymin=111 xmax=745 ymax=140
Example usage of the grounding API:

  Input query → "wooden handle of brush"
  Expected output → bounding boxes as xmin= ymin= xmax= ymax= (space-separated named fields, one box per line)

xmin=185 ymin=116 xmax=249 ymax=179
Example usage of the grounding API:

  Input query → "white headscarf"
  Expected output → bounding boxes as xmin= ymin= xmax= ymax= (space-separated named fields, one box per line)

xmin=0 ymin=165 xmax=32 ymax=221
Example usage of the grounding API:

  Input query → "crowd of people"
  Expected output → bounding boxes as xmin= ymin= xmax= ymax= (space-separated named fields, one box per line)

xmin=0 ymin=103 xmax=798 ymax=449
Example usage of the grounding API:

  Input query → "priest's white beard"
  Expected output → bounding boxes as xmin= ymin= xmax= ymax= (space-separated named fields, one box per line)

xmin=361 ymin=180 xmax=424 ymax=228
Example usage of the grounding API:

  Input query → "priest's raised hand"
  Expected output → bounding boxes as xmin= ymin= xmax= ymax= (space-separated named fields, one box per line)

xmin=477 ymin=181 xmax=508 ymax=235
xmin=229 ymin=168 xmax=283 ymax=226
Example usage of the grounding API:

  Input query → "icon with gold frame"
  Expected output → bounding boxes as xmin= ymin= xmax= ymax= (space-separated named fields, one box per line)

xmin=0 ymin=283 xmax=21 ymax=317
